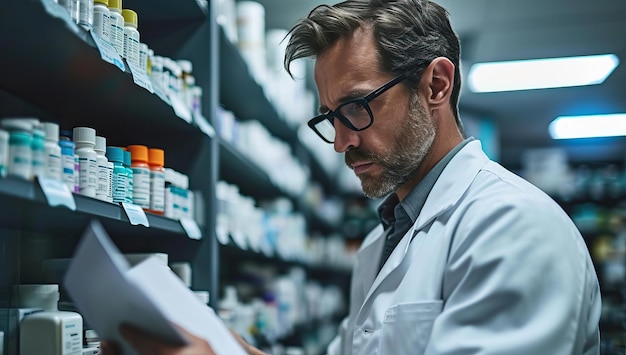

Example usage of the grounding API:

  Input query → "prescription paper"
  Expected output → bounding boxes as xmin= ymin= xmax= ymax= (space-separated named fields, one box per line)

xmin=63 ymin=220 xmax=247 ymax=355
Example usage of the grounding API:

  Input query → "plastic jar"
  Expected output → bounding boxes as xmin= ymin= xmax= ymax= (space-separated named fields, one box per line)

xmin=95 ymin=136 xmax=113 ymax=202
xmin=1 ymin=119 xmax=34 ymax=180
xmin=108 ymin=0 xmax=125 ymax=55
xmin=127 ymin=145 xmax=150 ymax=208
xmin=148 ymin=148 xmax=165 ymax=214
xmin=122 ymin=9 xmax=140 ymax=68
xmin=59 ymin=130 xmax=77 ymax=192
xmin=105 ymin=146 xmax=127 ymax=203
xmin=28 ymin=121 xmax=46 ymax=180
xmin=123 ymin=150 xmax=133 ymax=202
xmin=93 ymin=0 xmax=111 ymax=42
xmin=77 ymin=0 xmax=94 ymax=31
xmin=43 ymin=122 xmax=62 ymax=181
xmin=73 ymin=127 xmax=98 ymax=197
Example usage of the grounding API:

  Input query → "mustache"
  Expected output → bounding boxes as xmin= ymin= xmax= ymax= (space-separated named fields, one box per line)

xmin=345 ymin=148 xmax=376 ymax=168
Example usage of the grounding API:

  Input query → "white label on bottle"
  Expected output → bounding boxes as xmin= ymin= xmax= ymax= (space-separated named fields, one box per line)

xmin=91 ymin=31 xmax=125 ymax=71
xmin=109 ymin=13 xmax=125 ymax=55
xmin=122 ymin=202 xmax=150 ymax=227
xmin=38 ymin=176 xmax=77 ymax=210
xmin=123 ymin=27 xmax=140 ymax=68
xmin=62 ymin=153 xmax=75 ymax=191
xmin=93 ymin=6 xmax=110 ymax=42
xmin=132 ymin=166 xmax=151 ymax=209
xmin=79 ymin=157 xmax=97 ymax=197
xmin=149 ymin=170 xmax=165 ymax=212
xmin=97 ymin=160 xmax=109 ymax=201
xmin=8 ymin=145 xmax=31 ymax=180
xmin=61 ymin=316 xmax=83 ymax=354
xmin=44 ymin=152 xmax=62 ymax=180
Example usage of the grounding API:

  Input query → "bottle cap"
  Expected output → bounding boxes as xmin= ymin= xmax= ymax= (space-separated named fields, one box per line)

xmin=73 ymin=127 xmax=96 ymax=145
xmin=124 ymin=150 xmax=131 ymax=167
xmin=108 ymin=0 xmax=121 ymax=11
xmin=106 ymin=146 xmax=124 ymax=163
xmin=43 ymin=122 xmax=59 ymax=142
xmin=148 ymin=148 xmax=164 ymax=167
xmin=1 ymin=118 xmax=34 ymax=132
xmin=95 ymin=0 xmax=109 ymax=5
xmin=127 ymin=145 xmax=148 ymax=163
xmin=122 ymin=9 xmax=138 ymax=28
xmin=95 ymin=136 xmax=107 ymax=153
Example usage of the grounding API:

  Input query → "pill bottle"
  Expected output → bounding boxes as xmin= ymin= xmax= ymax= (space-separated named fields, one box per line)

xmin=147 ymin=148 xmax=165 ymax=214
xmin=1 ymin=119 xmax=33 ymax=180
xmin=122 ymin=9 xmax=140 ymax=68
xmin=108 ymin=0 xmax=125 ymax=55
xmin=29 ymin=120 xmax=46 ymax=180
xmin=77 ymin=0 xmax=94 ymax=31
xmin=127 ymin=145 xmax=150 ymax=208
xmin=93 ymin=0 xmax=111 ymax=42
xmin=73 ymin=127 xmax=98 ymax=198
xmin=95 ymin=136 xmax=113 ymax=202
xmin=105 ymin=146 xmax=127 ymax=203
xmin=58 ymin=0 xmax=79 ymax=24
xmin=43 ymin=122 xmax=62 ymax=181
xmin=139 ymin=43 xmax=149 ymax=74
xmin=123 ymin=149 xmax=133 ymax=202
xmin=0 ymin=129 xmax=9 ymax=178
xmin=59 ymin=130 xmax=77 ymax=192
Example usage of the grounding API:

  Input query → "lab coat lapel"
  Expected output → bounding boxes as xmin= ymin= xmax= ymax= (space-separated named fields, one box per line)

xmin=360 ymin=141 xmax=490 ymax=307
xmin=354 ymin=225 xmax=386 ymax=300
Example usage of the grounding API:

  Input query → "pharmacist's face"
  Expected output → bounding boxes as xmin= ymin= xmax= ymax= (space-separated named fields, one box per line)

xmin=314 ymin=27 xmax=435 ymax=199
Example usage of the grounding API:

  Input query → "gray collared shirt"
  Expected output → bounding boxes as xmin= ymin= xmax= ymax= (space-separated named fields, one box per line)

xmin=377 ymin=137 xmax=473 ymax=271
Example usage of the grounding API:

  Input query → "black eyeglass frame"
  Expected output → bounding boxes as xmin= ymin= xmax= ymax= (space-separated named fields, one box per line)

xmin=307 ymin=74 xmax=407 ymax=143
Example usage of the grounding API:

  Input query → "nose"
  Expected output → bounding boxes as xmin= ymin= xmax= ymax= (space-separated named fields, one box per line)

xmin=333 ymin=120 xmax=360 ymax=153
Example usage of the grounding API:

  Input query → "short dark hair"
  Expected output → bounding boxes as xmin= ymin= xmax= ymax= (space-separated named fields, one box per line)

xmin=284 ymin=0 xmax=462 ymax=126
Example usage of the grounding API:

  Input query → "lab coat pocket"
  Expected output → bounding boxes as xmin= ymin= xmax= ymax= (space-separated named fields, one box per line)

xmin=380 ymin=300 xmax=443 ymax=355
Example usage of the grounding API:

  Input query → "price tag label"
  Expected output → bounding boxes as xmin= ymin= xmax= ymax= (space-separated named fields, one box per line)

xmin=152 ymin=81 xmax=171 ymax=106
xmin=90 ymin=31 xmax=125 ymax=71
xmin=127 ymin=63 xmax=154 ymax=93
xmin=194 ymin=113 xmax=215 ymax=137
xmin=38 ymin=177 xmax=76 ymax=211
xmin=121 ymin=202 xmax=150 ymax=227
xmin=170 ymin=94 xmax=192 ymax=123
xmin=180 ymin=217 xmax=202 ymax=240
xmin=41 ymin=0 xmax=82 ymax=34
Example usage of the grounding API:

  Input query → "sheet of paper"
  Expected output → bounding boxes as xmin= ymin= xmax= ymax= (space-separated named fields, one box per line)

xmin=127 ymin=258 xmax=247 ymax=355
xmin=63 ymin=220 xmax=187 ymax=355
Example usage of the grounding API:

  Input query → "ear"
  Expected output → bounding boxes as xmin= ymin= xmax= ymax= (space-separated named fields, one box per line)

xmin=420 ymin=57 xmax=455 ymax=110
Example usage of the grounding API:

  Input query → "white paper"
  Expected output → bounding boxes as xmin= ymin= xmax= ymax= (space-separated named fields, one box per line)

xmin=64 ymin=221 xmax=246 ymax=355
xmin=127 ymin=258 xmax=247 ymax=355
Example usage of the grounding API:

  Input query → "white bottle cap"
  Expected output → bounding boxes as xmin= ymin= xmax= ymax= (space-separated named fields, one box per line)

xmin=1 ymin=118 xmax=34 ymax=132
xmin=43 ymin=122 xmax=60 ymax=142
xmin=73 ymin=127 xmax=96 ymax=145
xmin=95 ymin=136 xmax=107 ymax=152
xmin=177 ymin=59 xmax=193 ymax=74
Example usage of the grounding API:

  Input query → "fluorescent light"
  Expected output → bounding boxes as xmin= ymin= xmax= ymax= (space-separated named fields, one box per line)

xmin=469 ymin=54 xmax=619 ymax=93
xmin=549 ymin=113 xmax=626 ymax=139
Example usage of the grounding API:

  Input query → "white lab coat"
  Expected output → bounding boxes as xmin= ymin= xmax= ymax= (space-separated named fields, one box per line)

xmin=328 ymin=140 xmax=601 ymax=355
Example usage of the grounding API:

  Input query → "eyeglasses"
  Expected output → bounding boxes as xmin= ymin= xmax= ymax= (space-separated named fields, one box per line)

xmin=308 ymin=74 xmax=406 ymax=143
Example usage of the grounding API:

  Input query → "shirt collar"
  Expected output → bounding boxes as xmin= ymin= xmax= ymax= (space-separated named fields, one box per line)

xmin=377 ymin=137 xmax=474 ymax=226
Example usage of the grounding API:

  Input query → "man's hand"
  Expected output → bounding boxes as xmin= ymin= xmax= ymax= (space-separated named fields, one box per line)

xmin=100 ymin=324 xmax=216 ymax=355
xmin=100 ymin=324 xmax=269 ymax=355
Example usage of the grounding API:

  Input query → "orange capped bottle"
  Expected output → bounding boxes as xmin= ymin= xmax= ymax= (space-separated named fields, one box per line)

xmin=126 ymin=145 xmax=150 ymax=209
xmin=148 ymin=148 xmax=165 ymax=215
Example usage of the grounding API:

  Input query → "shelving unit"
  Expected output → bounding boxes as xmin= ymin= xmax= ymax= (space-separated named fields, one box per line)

xmin=0 ymin=0 xmax=350 ymax=354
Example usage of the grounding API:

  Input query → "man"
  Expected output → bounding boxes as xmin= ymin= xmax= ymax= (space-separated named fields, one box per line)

xmin=103 ymin=0 xmax=601 ymax=354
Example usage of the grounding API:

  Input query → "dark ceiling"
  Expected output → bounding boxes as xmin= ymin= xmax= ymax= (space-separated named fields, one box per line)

xmin=257 ymin=0 xmax=626 ymax=170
